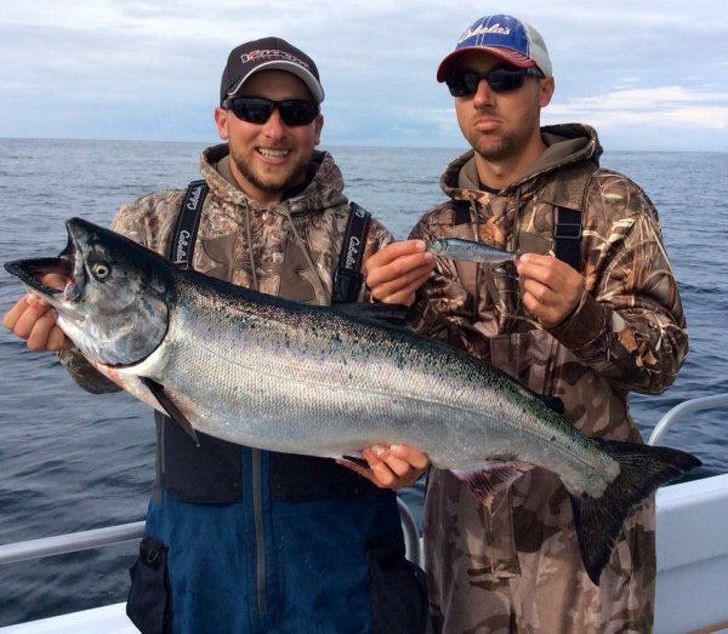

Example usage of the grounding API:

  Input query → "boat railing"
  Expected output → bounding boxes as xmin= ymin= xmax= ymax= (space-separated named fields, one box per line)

xmin=0 ymin=498 xmax=423 ymax=568
xmin=648 ymin=393 xmax=728 ymax=446
xmin=0 ymin=521 xmax=145 ymax=567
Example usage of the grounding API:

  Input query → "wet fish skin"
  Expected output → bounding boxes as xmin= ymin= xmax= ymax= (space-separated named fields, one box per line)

xmin=426 ymin=237 xmax=515 ymax=265
xmin=4 ymin=218 xmax=701 ymax=585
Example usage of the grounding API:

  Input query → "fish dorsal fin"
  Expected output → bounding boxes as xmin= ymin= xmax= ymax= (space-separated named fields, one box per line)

xmin=140 ymin=377 xmax=200 ymax=447
xmin=331 ymin=302 xmax=413 ymax=331
xmin=452 ymin=460 xmax=533 ymax=513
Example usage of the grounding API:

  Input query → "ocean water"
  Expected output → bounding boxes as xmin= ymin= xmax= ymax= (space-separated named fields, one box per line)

xmin=0 ymin=138 xmax=726 ymax=625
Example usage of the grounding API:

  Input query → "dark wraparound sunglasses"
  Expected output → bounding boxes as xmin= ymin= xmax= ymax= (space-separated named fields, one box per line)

xmin=446 ymin=67 xmax=544 ymax=97
xmin=222 ymin=97 xmax=319 ymax=126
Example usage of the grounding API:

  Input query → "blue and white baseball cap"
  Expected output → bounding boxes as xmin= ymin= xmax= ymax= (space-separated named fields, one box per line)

xmin=437 ymin=14 xmax=552 ymax=81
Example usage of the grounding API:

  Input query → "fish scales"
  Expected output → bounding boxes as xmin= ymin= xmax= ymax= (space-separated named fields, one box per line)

xmin=122 ymin=272 xmax=615 ymax=495
xmin=5 ymin=217 xmax=700 ymax=585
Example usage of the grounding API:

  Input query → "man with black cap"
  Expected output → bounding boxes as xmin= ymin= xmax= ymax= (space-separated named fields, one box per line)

xmin=3 ymin=37 xmax=428 ymax=633
xmin=365 ymin=14 xmax=687 ymax=633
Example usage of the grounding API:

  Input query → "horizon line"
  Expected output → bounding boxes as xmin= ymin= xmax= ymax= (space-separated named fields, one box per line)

xmin=0 ymin=135 xmax=726 ymax=156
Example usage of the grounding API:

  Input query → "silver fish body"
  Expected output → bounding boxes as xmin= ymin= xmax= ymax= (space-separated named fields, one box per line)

xmin=5 ymin=218 xmax=700 ymax=584
xmin=426 ymin=237 xmax=515 ymax=265
xmin=130 ymin=277 xmax=612 ymax=494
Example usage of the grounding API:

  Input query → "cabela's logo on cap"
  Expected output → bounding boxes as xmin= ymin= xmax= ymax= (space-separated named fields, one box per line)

xmin=458 ymin=22 xmax=511 ymax=44
xmin=240 ymin=49 xmax=311 ymax=70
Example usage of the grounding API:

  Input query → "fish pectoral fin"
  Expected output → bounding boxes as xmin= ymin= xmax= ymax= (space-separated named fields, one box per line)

xmin=336 ymin=456 xmax=375 ymax=480
xmin=452 ymin=460 xmax=533 ymax=514
xmin=331 ymin=302 xmax=413 ymax=331
xmin=140 ymin=377 xmax=200 ymax=447
xmin=341 ymin=451 xmax=365 ymax=461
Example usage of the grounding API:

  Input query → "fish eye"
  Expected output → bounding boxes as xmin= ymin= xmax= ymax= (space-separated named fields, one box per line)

xmin=91 ymin=262 xmax=110 ymax=280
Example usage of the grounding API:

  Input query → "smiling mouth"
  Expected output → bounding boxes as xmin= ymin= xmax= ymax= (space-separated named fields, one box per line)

xmin=256 ymin=147 xmax=291 ymax=160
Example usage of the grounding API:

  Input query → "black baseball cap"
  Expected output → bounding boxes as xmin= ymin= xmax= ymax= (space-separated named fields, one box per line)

xmin=220 ymin=37 xmax=325 ymax=105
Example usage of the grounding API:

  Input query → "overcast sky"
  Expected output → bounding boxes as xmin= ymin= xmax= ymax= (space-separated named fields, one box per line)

xmin=1 ymin=1 xmax=726 ymax=152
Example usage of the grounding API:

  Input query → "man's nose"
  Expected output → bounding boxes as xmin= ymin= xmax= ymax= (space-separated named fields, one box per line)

xmin=261 ymin=107 xmax=286 ymax=139
xmin=472 ymin=79 xmax=496 ymax=108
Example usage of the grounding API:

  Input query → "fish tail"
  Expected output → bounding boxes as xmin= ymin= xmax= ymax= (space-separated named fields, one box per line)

xmin=569 ymin=438 xmax=700 ymax=585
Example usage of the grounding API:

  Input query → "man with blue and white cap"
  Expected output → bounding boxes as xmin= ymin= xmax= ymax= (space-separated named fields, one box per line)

xmin=366 ymin=13 xmax=687 ymax=633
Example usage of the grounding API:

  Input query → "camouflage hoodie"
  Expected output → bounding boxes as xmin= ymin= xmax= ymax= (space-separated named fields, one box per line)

xmin=60 ymin=144 xmax=393 ymax=392
xmin=410 ymin=124 xmax=687 ymax=633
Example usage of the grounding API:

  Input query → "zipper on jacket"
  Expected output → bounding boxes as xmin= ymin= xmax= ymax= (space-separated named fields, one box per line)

xmin=158 ymin=418 xmax=166 ymax=476
xmin=251 ymin=448 xmax=267 ymax=616
xmin=467 ymin=199 xmax=483 ymax=324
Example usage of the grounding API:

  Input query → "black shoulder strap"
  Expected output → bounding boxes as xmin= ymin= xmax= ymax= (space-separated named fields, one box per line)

xmin=554 ymin=207 xmax=582 ymax=271
xmin=169 ymin=179 xmax=208 ymax=269
xmin=332 ymin=201 xmax=371 ymax=304
xmin=541 ymin=163 xmax=598 ymax=272
xmin=160 ymin=179 xmax=244 ymax=488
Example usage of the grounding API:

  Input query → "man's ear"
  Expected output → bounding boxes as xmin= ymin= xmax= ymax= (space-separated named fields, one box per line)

xmin=314 ymin=114 xmax=324 ymax=146
xmin=539 ymin=77 xmax=555 ymax=108
xmin=214 ymin=107 xmax=230 ymax=140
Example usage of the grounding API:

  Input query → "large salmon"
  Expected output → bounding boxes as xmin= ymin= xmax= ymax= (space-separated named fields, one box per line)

xmin=5 ymin=217 xmax=700 ymax=584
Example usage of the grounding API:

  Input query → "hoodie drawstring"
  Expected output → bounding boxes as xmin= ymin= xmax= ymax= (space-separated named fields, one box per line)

xmin=243 ymin=198 xmax=260 ymax=292
xmin=241 ymin=199 xmax=327 ymax=302
xmin=282 ymin=206 xmax=328 ymax=303
xmin=467 ymin=198 xmax=482 ymax=324
xmin=512 ymin=186 xmax=523 ymax=254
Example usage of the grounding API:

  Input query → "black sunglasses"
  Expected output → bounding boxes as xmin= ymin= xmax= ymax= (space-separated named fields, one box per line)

xmin=222 ymin=96 xmax=319 ymax=127
xmin=445 ymin=66 xmax=544 ymax=97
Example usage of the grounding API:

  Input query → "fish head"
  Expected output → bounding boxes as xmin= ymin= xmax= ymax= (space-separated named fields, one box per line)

xmin=5 ymin=217 xmax=172 ymax=366
xmin=426 ymin=239 xmax=446 ymax=254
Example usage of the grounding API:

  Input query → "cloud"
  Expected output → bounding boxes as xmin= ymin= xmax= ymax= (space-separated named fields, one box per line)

xmin=0 ymin=1 xmax=726 ymax=150
xmin=558 ymin=86 xmax=728 ymax=110
xmin=547 ymin=86 xmax=728 ymax=131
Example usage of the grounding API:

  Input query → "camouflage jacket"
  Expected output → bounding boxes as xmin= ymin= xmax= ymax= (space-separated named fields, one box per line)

xmin=61 ymin=144 xmax=393 ymax=392
xmin=412 ymin=124 xmax=687 ymax=632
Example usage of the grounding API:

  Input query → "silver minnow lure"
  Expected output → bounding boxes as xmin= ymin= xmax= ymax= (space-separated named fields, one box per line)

xmin=426 ymin=237 xmax=515 ymax=265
